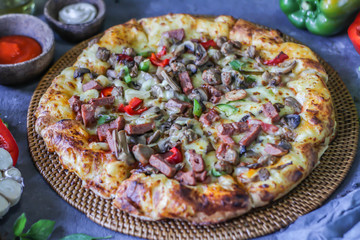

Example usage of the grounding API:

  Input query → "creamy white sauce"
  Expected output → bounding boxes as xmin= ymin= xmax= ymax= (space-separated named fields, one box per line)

xmin=58 ymin=3 xmax=97 ymax=25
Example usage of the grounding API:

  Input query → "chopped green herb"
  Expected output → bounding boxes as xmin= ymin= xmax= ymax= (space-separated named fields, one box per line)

xmin=216 ymin=104 xmax=238 ymax=116
xmin=193 ymin=99 xmax=202 ymax=117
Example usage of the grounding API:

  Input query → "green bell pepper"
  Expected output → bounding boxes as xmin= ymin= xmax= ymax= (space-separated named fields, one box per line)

xmin=280 ymin=0 xmax=360 ymax=36
xmin=193 ymin=99 xmax=202 ymax=117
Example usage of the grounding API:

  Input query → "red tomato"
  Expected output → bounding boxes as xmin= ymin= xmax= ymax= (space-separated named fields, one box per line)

xmin=0 ymin=119 xmax=19 ymax=165
xmin=165 ymin=147 xmax=183 ymax=164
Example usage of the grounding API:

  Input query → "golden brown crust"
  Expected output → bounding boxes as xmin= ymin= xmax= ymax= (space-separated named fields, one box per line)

xmin=35 ymin=13 xmax=336 ymax=223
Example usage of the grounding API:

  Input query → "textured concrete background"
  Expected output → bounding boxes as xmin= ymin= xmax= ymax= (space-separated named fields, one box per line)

xmin=0 ymin=0 xmax=359 ymax=239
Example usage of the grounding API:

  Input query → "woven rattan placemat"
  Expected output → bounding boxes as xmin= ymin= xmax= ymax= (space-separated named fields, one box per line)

xmin=27 ymin=24 xmax=359 ymax=239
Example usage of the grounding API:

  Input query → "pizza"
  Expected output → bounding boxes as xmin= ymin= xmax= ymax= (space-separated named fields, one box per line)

xmin=34 ymin=14 xmax=336 ymax=224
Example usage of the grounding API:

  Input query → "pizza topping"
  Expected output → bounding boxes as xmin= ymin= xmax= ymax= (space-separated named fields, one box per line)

xmin=203 ymin=85 xmax=222 ymax=104
xmin=282 ymin=114 xmax=301 ymax=129
xmin=263 ymin=51 xmax=289 ymax=65
xmin=165 ymin=99 xmax=192 ymax=114
xmin=225 ymin=89 xmax=247 ymax=101
xmin=149 ymin=154 xmax=177 ymax=177
xmin=187 ymin=149 xmax=205 ymax=173
xmin=81 ymin=104 xmax=96 ymax=127
xmin=202 ymin=68 xmax=221 ymax=85
xmin=247 ymin=119 xmax=279 ymax=134
xmin=217 ymin=122 xmax=249 ymax=136
xmin=257 ymin=168 xmax=270 ymax=181
xmin=147 ymin=130 xmax=161 ymax=145
xmin=214 ymin=160 xmax=233 ymax=175
xmin=272 ymin=60 xmax=296 ymax=74
xmin=96 ymin=47 xmax=110 ymax=62
xmin=239 ymin=124 xmax=262 ymax=147
xmin=220 ymin=42 xmax=235 ymax=55
xmin=178 ymin=71 xmax=194 ymax=94
xmin=264 ymin=143 xmax=289 ymax=156
xmin=118 ymin=97 xmax=149 ymax=115
xmin=262 ymin=101 xmax=280 ymax=123
xmin=124 ymin=122 xmax=155 ymax=135
xmin=89 ymin=96 xmax=115 ymax=107
xmin=162 ymin=28 xmax=185 ymax=43
xmin=284 ymin=96 xmax=302 ymax=113
xmin=188 ymin=88 xmax=208 ymax=102
xmin=200 ymin=39 xmax=218 ymax=50
xmin=194 ymin=43 xmax=209 ymax=66
xmin=245 ymin=45 xmax=256 ymax=59
xmin=68 ymin=95 xmax=82 ymax=112
xmin=199 ymin=109 xmax=220 ymax=126
xmin=221 ymin=72 xmax=232 ymax=86
xmin=192 ymin=99 xmax=202 ymax=117
xmin=165 ymin=147 xmax=183 ymax=164
xmin=74 ymin=67 xmax=91 ymax=78
xmin=132 ymin=144 xmax=154 ymax=166
xmin=97 ymin=116 xmax=125 ymax=141
xmin=216 ymin=104 xmax=237 ymax=117
xmin=216 ymin=143 xmax=240 ymax=165
xmin=174 ymin=170 xmax=196 ymax=186
xmin=82 ymin=80 xmax=103 ymax=92
xmin=278 ymin=139 xmax=292 ymax=150
xmin=160 ymin=70 xmax=181 ymax=91
xmin=150 ymin=53 xmax=170 ymax=67
xmin=107 ymin=130 xmax=135 ymax=164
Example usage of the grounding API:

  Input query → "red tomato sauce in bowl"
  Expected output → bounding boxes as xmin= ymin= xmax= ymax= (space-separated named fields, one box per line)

xmin=0 ymin=35 xmax=42 ymax=64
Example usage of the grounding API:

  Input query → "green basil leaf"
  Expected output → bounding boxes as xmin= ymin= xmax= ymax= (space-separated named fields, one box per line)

xmin=23 ymin=219 xmax=55 ymax=240
xmin=60 ymin=234 xmax=112 ymax=240
xmin=13 ymin=213 xmax=27 ymax=236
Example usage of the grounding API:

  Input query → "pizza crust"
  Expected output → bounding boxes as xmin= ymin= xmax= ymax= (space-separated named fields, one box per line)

xmin=35 ymin=13 xmax=336 ymax=224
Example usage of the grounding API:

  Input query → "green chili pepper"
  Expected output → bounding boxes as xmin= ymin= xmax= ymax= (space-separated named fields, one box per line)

xmin=139 ymin=59 xmax=150 ymax=72
xmin=193 ymin=99 xmax=202 ymax=117
xmin=216 ymin=104 xmax=238 ymax=116
xmin=138 ymin=51 xmax=152 ymax=58
xmin=280 ymin=0 xmax=360 ymax=36
xmin=229 ymin=60 xmax=245 ymax=71
xmin=97 ymin=115 xmax=115 ymax=125
xmin=211 ymin=168 xmax=226 ymax=177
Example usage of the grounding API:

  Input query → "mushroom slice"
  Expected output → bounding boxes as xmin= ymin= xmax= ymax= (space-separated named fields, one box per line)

xmin=160 ymin=70 xmax=182 ymax=92
xmin=113 ymin=130 xmax=135 ymax=165
xmin=270 ymin=61 xmax=297 ymax=75
xmin=195 ymin=44 xmax=209 ymax=66
xmin=0 ymin=195 xmax=10 ymax=218
xmin=0 ymin=178 xmax=22 ymax=206
xmin=0 ymin=148 xmax=12 ymax=171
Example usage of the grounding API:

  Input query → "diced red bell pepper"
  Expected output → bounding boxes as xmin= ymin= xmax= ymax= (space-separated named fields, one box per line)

xmin=149 ymin=53 xmax=170 ymax=67
xmin=165 ymin=147 xmax=183 ymax=164
xmin=348 ymin=12 xmax=360 ymax=55
xmin=116 ymin=54 xmax=134 ymax=62
xmin=100 ymin=87 xmax=114 ymax=98
xmin=263 ymin=51 xmax=289 ymax=66
xmin=128 ymin=97 xmax=143 ymax=110
xmin=123 ymin=105 xmax=148 ymax=115
xmin=156 ymin=46 xmax=167 ymax=58
xmin=200 ymin=39 xmax=217 ymax=50
xmin=247 ymin=119 xmax=279 ymax=134
xmin=0 ymin=119 xmax=19 ymax=166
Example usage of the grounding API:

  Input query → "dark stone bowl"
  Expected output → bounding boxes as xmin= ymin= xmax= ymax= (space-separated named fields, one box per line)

xmin=0 ymin=14 xmax=55 ymax=85
xmin=44 ymin=0 xmax=105 ymax=42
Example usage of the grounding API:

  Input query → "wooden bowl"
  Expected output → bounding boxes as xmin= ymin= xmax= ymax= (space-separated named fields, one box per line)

xmin=44 ymin=0 xmax=106 ymax=42
xmin=0 ymin=14 xmax=55 ymax=85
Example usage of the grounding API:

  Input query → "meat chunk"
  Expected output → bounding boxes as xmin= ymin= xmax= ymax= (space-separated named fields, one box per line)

xmin=165 ymin=99 xmax=192 ymax=114
xmin=89 ymin=96 xmax=115 ymax=107
xmin=217 ymin=122 xmax=249 ymax=136
xmin=149 ymin=154 xmax=177 ymax=177
xmin=262 ymin=102 xmax=280 ymax=123
xmin=81 ymin=104 xmax=96 ymax=127
xmin=203 ymin=85 xmax=222 ymax=103
xmin=239 ymin=124 xmax=262 ymax=147
xmin=264 ymin=143 xmax=289 ymax=156
xmin=97 ymin=116 xmax=125 ymax=141
xmin=124 ymin=122 xmax=155 ymax=135
xmin=187 ymin=150 xmax=205 ymax=173
xmin=225 ymin=89 xmax=247 ymax=101
xmin=218 ymin=134 xmax=235 ymax=145
xmin=202 ymin=68 xmax=221 ymax=85
xmin=178 ymin=71 xmax=194 ymax=95
xmin=214 ymin=161 xmax=233 ymax=174
xmin=174 ymin=171 xmax=196 ymax=186
xmin=68 ymin=95 xmax=82 ymax=112
xmin=216 ymin=143 xmax=239 ymax=165
xmin=96 ymin=47 xmax=110 ymax=61
xmin=82 ymin=80 xmax=103 ymax=92
xmin=132 ymin=144 xmax=154 ymax=166
xmin=199 ymin=109 xmax=220 ymax=126
xmin=162 ymin=28 xmax=185 ymax=42
xmin=194 ymin=171 xmax=208 ymax=182
xmin=221 ymin=72 xmax=232 ymax=85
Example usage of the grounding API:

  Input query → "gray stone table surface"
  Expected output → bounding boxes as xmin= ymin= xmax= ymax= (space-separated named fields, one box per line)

xmin=0 ymin=0 xmax=359 ymax=239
